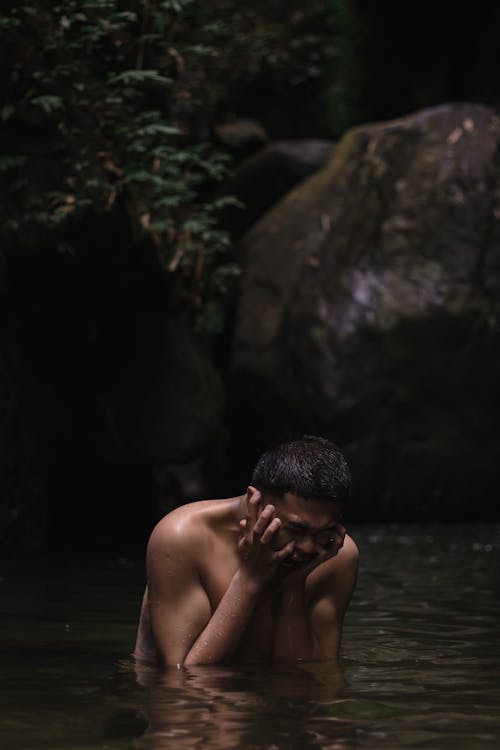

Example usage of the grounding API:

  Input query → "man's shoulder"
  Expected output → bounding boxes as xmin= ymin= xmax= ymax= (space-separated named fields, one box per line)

xmin=147 ymin=497 xmax=236 ymax=550
xmin=146 ymin=497 xmax=238 ymax=577
xmin=332 ymin=533 xmax=359 ymax=580
xmin=308 ymin=533 xmax=359 ymax=593
xmin=148 ymin=499 xmax=213 ymax=544
xmin=341 ymin=534 xmax=359 ymax=565
xmin=145 ymin=501 xmax=213 ymax=574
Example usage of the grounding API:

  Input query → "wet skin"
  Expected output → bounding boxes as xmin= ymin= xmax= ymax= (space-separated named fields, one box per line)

xmin=135 ymin=488 xmax=358 ymax=666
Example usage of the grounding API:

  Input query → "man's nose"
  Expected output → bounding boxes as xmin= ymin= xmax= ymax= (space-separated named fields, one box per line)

xmin=296 ymin=536 xmax=317 ymax=555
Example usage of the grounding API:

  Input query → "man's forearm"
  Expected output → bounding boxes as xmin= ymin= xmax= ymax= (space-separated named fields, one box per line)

xmin=272 ymin=581 xmax=316 ymax=661
xmin=183 ymin=569 xmax=260 ymax=665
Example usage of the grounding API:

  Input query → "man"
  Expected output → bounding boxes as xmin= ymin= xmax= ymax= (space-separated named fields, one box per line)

xmin=134 ymin=435 xmax=358 ymax=667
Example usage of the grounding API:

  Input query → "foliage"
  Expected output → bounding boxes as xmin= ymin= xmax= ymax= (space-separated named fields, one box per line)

xmin=325 ymin=0 xmax=366 ymax=137
xmin=196 ymin=2 xmax=334 ymax=136
xmin=0 ymin=0 xmax=241 ymax=332
xmin=1 ymin=0 xmax=342 ymax=329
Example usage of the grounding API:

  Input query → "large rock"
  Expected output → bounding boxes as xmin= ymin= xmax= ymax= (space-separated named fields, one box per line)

xmin=213 ymin=119 xmax=269 ymax=157
xmin=231 ymin=103 xmax=500 ymax=521
xmin=218 ymin=140 xmax=336 ymax=239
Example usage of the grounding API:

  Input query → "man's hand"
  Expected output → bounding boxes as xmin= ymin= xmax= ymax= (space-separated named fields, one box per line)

xmin=280 ymin=523 xmax=346 ymax=588
xmin=238 ymin=489 xmax=295 ymax=588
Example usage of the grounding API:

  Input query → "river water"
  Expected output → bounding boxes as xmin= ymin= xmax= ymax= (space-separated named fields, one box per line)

xmin=1 ymin=523 xmax=499 ymax=749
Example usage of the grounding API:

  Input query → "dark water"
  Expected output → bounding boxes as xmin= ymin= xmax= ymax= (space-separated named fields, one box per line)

xmin=1 ymin=524 xmax=499 ymax=749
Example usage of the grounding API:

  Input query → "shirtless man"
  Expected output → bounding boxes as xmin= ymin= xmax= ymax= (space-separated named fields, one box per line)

xmin=134 ymin=435 xmax=358 ymax=667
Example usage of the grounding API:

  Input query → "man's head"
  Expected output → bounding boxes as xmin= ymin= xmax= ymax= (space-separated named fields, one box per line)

xmin=250 ymin=435 xmax=351 ymax=506
xmin=248 ymin=435 xmax=350 ymax=565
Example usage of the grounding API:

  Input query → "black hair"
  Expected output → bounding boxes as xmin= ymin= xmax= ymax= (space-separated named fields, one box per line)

xmin=250 ymin=435 xmax=351 ymax=504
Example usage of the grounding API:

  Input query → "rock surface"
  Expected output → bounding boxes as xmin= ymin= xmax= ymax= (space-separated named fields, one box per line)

xmin=231 ymin=103 xmax=500 ymax=520
xmin=213 ymin=119 xmax=269 ymax=156
xmin=218 ymin=139 xmax=336 ymax=239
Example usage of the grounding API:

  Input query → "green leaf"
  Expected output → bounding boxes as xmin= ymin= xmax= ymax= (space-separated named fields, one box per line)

xmin=109 ymin=70 xmax=172 ymax=87
xmin=182 ymin=219 xmax=208 ymax=234
xmin=1 ymin=104 xmax=16 ymax=122
xmin=0 ymin=154 xmax=27 ymax=171
xmin=210 ymin=196 xmax=245 ymax=210
xmin=132 ymin=123 xmax=180 ymax=138
xmin=30 ymin=95 xmax=64 ymax=114
xmin=57 ymin=241 xmax=75 ymax=255
xmin=0 ymin=16 xmax=21 ymax=30
xmin=151 ymin=196 xmax=184 ymax=209
xmin=185 ymin=44 xmax=215 ymax=56
xmin=159 ymin=0 xmax=195 ymax=12
xmin=125 ymin=171 xmax=166 ymax=189
xmin=149 ymin=218 xmax=175 ymax=232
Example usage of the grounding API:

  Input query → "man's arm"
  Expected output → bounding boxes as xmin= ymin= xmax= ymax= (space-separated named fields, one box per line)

xmin=273 ymin=535 xmax=359 ymax=661
xmin=147 ymin=491 xmax=294 ymax=667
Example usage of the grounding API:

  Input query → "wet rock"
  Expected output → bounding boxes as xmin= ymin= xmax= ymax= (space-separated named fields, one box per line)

xmin=231 ymin=103 xmax=500 ymax=521
xmin=218 ymin=139 xmax=336 ymax=238
xmin=213 ymin=119 xmax=269 ymax=156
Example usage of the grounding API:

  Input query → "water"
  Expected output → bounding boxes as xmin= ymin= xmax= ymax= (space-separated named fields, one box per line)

xmin=1 ymin=524 xmax=499 ymax=749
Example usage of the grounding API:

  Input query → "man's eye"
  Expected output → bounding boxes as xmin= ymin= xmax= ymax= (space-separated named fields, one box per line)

xmin=317 ymin=534 xmax=336 ymax=547
xmin=285 ymin=525 xmax=305 ymax=536
xmin=320 ymin=538 xmax=332 ymax=547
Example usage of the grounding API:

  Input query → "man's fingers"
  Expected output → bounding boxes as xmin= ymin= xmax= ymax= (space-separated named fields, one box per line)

xmin=275 ymin=539 xmax=296 ymax=560
xmin=238 ymin=519 xmax=246 ymax=546
xmin=259 ymin=515 xmax=281 ymax=544
xmin=245 ymin=492 xmax=259 ymax=531
xmin=253 ymin=504 xmax=275 ymax=537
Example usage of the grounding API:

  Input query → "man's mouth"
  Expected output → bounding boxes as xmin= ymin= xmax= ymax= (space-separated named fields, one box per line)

xmin=281 ymin=553 xmax=316 ymax=567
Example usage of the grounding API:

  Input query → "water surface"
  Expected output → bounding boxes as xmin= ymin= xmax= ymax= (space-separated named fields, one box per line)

xmin=1 ymin=524 xmax=499 ymax=749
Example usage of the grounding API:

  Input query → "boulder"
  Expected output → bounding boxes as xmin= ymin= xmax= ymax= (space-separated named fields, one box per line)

xmin=218 ymin=140 xmax=336 ymax=238
xmin=213 ymin=119 xmax=269 ymax=157
xmin=231 ymin=103 xmax=500 ymax=521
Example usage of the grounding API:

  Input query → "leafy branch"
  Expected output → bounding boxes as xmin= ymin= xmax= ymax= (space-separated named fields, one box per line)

xmin=0 ymin=0 xmax=239 ymax=333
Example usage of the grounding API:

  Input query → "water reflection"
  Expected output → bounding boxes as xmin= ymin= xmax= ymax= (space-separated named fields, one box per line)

xmin=135 ymin=661 xmax=353 ymax=750
xmin=1 ymin=524 xmax=499 ymax=749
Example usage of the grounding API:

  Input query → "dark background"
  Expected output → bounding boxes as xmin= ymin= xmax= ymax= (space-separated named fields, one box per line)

xmin=2 ymin=0 xmax=500 ymax=559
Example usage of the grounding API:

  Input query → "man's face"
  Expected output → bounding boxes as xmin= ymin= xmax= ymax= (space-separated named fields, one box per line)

xmin=260 ymin=491 xmax=344 ymax=566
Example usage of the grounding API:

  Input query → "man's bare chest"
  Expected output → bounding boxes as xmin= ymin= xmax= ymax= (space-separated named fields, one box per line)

xmin=199 ymin=549 xmax=283 ymax=660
